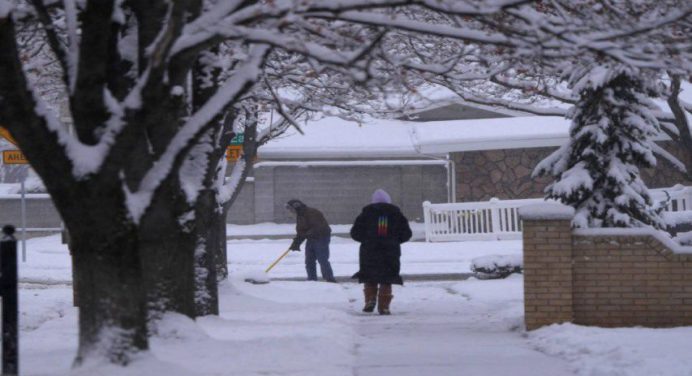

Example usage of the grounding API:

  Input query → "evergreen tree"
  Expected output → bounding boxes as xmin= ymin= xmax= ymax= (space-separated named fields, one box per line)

xmin=534 ymin=69 xmax=666 ymax=229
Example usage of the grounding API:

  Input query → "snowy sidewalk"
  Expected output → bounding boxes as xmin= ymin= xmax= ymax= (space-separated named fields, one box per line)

xmin=17 ymin=235 xmax=692 ymax=375
xmin=232 ymin=276 xmax=573 ymax=376
xmin=349 ymin=278 xmax=571 ymax=376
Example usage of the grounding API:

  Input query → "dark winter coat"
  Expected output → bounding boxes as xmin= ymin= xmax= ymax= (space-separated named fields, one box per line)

xmin=350 ymin=203 xmax=412 ymax=285
xmin=292 ymin=206 xmax=332 ymax=247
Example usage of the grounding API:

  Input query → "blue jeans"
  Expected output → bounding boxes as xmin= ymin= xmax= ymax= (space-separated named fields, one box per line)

xmin=305 ymin=236 xmax=335 ymax=281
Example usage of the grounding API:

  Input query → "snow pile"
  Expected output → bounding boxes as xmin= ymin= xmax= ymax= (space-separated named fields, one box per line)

xmin=664 ymin=210 xmax=692 ymax=227
xmin=470 ymin=254 xmax=523 ymax=279
xmin=529 ymin=323 xmax=692 ymax=376
xmin=242 ymin=270 xmax=270 ymax=284
xmin=23 ymin=279 xmax=357 ymax=376
xmin=518 ymin=203 xmax=575 ymax=220
xmin=675 ymin=231 xmax=692 ymax=246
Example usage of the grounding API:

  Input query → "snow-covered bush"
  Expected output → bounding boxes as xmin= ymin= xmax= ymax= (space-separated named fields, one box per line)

xmin=664 ymin=211 xmax=692 ymax=237
xmin=675 ymin=232 xmax=692 ymax=246
xmin=471 ymin=255 xmax=523 ymax=280
xmin=534 ymin=68 xmax=668 ymax=230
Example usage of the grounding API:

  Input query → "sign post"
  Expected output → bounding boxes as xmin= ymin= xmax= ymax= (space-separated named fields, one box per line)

xmin=0 ymin=127 xmax=29 ymax=265
xmin=1 ymin=225 xmax=18 ymax=376
xmin=226 ymin=133 xmax=244 ymax=162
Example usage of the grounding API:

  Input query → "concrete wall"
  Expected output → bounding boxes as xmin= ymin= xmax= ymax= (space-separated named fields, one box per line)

xmin=453 ymin=142 xmax=691 ymax=202
xmin=522 ymin=215 xmax=692 ymax=330
xmin=229 ymin=163 xmax=447 ymax=225
xmin=227 ymin=181 xmax=255 ymax=225
xmin=0 ymin=195 xmax=62 ymax=231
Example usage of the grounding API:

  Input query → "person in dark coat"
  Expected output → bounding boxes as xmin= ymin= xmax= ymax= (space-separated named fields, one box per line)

xmin=286 ymin=199 xmax=336 ymax=282
xmin=350 ymin=189 xmax=412 ymax=315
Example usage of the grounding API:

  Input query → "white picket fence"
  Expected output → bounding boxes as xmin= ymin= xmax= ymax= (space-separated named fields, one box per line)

xmin=422 ymin=185 xmax=692 ymax=242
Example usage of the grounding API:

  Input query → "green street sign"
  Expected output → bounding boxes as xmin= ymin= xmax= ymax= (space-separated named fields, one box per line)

xmin=230 ymin=133 xmax=244 ymax=145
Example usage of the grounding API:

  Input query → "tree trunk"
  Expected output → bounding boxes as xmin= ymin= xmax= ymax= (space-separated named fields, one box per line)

xmin=138 ymin=179 xmax=197 ymax=323
xmin=666 ymin=76 xmax=692 ymax=181
xmin=67 ymin=204 xmax=148 ymax=365
xmin=193 ymin=188 xmax=220 ymax=316
xmin=216 ymin=209 xmax=229 ymax=280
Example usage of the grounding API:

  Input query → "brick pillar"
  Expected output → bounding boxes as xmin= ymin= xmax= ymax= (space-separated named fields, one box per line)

xmin=519 ymin=204 xmax=575 ymax=330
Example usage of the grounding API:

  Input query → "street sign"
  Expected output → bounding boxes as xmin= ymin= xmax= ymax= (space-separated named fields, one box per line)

xmin=226 ymin=145 xmax=242 ymax=162
xmin=230 ymin=133 xmax=244 ymax=145
xmin=2 ymin=150 xmax=28 ymax=165
xmin=0 ymin=127 xmax=18 ymax=147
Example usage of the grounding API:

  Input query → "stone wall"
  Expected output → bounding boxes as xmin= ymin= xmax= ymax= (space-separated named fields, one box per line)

xmin=453 ymin=142 xmax=691 ymax=202
xmin=454 ymin=147 xmax=553 ymax=201
xmin=521 ymin=207 xmax=692 ymax=330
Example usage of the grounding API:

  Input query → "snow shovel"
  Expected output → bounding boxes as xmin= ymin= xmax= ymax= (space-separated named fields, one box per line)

xmin=244 ymin=247 xmax=292 ymax=284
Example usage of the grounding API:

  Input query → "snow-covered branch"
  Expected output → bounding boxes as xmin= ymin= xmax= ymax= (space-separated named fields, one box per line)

xmin=124 ymin=44 xmax=269 ymax=222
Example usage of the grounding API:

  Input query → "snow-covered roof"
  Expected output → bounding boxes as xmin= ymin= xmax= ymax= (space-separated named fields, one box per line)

xmin=258 ymin=114 xmax=671 ymax=159
xmin=258 ymin=117 xmax=418 ymax=159
xmin=410 ymin=116 xmax=571 ymax=154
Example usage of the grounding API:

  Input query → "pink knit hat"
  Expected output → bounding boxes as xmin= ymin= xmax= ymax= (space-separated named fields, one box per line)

xmin=371 ymin=189 xmax=391 ymax=204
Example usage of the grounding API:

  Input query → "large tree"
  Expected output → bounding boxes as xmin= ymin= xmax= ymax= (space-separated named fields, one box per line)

xmin=0 ymin=0 xmax=544 ymax=366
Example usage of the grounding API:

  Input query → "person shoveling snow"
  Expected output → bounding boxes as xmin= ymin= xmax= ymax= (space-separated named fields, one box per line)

xmin=285 ymin=199 xmax=336 ymax=282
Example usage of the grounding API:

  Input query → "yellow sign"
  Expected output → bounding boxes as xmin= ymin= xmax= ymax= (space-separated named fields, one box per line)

xmin=2 ymin=150 xmax=28 ymax=164
xmin=0 ymin=127 xmax=17 ymax=146
xmin=226 ymin=145 xmax=242 ymax=162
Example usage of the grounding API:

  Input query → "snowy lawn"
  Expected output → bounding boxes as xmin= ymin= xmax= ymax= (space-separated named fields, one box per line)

xmin=16 ymin=235 xmax=692 ymax=375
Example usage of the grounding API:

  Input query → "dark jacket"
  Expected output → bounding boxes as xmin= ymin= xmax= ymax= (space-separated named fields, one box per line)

xmin=350 ymin=203 xmax=412 ymax=285
xmin=293 ymin=206 xmax=332 ymax=247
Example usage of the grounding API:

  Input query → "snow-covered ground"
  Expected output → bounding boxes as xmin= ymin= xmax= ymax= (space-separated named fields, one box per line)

xmin=17 ymin=235 xmax=692 ymax=375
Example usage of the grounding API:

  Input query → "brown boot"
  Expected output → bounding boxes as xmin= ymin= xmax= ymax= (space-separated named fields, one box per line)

xmin=363 ymin=283 xmax=378 ymax=313
xmin=378 ymin=284 xmax=393 ymax=315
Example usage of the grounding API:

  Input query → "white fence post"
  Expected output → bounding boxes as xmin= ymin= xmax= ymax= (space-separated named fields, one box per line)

xmin=423 ymin=201 xmax=432 ymax=242
xmin=489 ymin=197 xmax=501 ymax=236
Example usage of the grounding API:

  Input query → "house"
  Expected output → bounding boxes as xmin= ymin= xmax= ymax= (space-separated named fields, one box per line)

xmin=411 ymin=116 xmax=690 ymax=202
xmin=227 ymin=117 xmax=450 ymax=225
xmin=228 ymin=108 xmax=690 ymax=226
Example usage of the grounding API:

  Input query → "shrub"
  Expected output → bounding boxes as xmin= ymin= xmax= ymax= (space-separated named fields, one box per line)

xmin=471 ymin=254 xmax=523 ymax=280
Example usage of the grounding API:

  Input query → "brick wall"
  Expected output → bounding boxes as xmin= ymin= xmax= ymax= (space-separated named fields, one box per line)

xmin=521 ymin=211 xmax=692 ymax=330
xmin=522 ymin=217 xmax=574 ymax=330
xmin=572 ymin=234 xmax=692 ymax=328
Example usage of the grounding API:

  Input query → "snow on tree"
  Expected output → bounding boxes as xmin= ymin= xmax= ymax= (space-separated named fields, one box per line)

xmin=406 ymin=1 xmax=692 ymax=178
xmin=534 ymin=67 xmax=668 ymax=229
xmin=392 ymin=1 xmax=691 ymax=229
xmin=0 ymin=0 xmax=544 ymax=366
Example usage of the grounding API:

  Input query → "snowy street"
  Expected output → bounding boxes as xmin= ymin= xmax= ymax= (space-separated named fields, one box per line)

xmin=15 ymin=234 xmax=692 ymax=375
